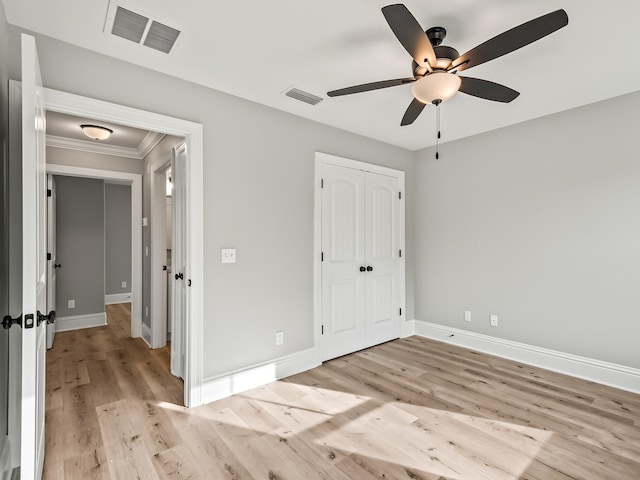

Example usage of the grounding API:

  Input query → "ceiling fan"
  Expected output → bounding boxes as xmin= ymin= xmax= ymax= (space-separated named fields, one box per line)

xmin=327 ymin=4 xmax=569 ymax=126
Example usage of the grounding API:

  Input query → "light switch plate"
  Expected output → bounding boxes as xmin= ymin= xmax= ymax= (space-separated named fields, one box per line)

xmin=221 ymin=248 xmax=236 ymax=263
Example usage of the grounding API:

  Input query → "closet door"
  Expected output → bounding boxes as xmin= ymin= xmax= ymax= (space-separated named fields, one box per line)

xmin=320 ymin=162 xmax=402 ymax=361
xmin=321 ymin=164 xmax=366 ymax=360
xmin=364 ymin=171 xmax=400 ymax=347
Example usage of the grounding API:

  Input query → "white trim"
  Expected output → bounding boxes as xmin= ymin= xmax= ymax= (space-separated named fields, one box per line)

xmin=149 ymin=154 xmax=171 ymax=349
xmin=46 ymin=135 xmax=141 ymax=159
xmin=43 ymin=87 xmax=204 ymax=407
xmin=137 ymin=131 xmax=166 ymax=158
xmin=141 ymin=323 xmax=152 ymax=348
xmin=105 ymin=293 xmax=132 ymax=304
xmin=314 ymin=152 xmax=406 ymax=362
xmin=46 ymin=164 xmax=142 ymax=339
xmin=202 ymin=348 xmax=320 ymax=404
xmin=55 ymin=312 xmax=107 ymax=332
xmin=0 ymin=438 xmax=11 ymax=480
xmin=46 ymin=131 xmax=165 ymax=159
xmin=412 ymin=320 xmax=640 ymax=395
xmin=400 ymin=319 xmax=416 ymax=338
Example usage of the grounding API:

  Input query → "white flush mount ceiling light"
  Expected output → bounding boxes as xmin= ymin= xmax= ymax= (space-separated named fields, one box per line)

xmin=81 ymin=124 xmax=113 ymax=141
xmin=411 ymin=72 xmax=461 ymax=105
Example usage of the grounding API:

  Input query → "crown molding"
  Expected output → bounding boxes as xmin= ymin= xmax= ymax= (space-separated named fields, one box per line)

xmin=137 ymin=131 xmax=166 ymax=158
xmin=46 ymin=134 xmax=142 ymax=159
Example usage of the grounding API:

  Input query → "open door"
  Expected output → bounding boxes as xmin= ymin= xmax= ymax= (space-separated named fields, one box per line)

xmin=171 ymin=143 xmax=187 ymax=379
xmin=19 ymin=33 xmax=48 ymax=480
xmin=46 ymin=175 xmax=57 ymax=349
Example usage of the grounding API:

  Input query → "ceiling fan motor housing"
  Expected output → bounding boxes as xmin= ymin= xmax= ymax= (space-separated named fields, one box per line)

xmin=413 ymin=43 xmax=460 ymax=77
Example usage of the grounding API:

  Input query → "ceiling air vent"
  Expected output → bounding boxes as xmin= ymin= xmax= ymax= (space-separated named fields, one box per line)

xmin=284 ymin=87 xmax=323 ymax=106
xmin=105 ymin=1 xmax=181 ymax=54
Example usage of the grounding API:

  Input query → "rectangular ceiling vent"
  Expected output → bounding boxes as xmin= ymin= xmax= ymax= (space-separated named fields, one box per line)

xmin=284 ymin=87 xmax=323 ymax=106
xmin=104 ymin=1 xmax=181 ymax=54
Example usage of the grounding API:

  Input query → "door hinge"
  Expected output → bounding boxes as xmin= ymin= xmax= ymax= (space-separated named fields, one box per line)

xmin=47 ymin=252 xmax=52 ymax=261
xmin=321 ymin=178 xmax=324 ymax=188
xmin=321 ymin=325 xmax=324 ymax=335
xmin=188 ymin=279 xmax=192 ymax=287
xmin=399 ymin=249 xmax=402 ymax=258
xmin=399 ymin=191 xmax=402 ymax=200
xmin=47 ymin=189 xmax=52 ymax=197
xmin=321 ymin=251 xmax=324 ymax=262
xmin=399 ymin=308 xmax=402 ymax=316
xmin=2 ymin=314 xmax=22 ymax=329
xmin=24 ymin=313 xmax=34 ymax=329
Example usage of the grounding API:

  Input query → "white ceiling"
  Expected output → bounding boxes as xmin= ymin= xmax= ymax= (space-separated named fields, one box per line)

xmin=6 ymin=0 xmax=640 ymax=151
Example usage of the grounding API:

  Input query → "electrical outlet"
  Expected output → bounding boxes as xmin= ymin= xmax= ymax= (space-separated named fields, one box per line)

xmin=68 ymin=299 xmax=75 ymax=309
xmin=464 ymin=310 xmax=471 ymax=322
xmin=221 ymin=248 xmax=237 ymax=264
xmin=490 ymin=315 xmax=498 ymax=327
xmin=122 ymin=281 xmax=127 ymax=289
xmin=276 ymin=331 xmax=284 ymax=346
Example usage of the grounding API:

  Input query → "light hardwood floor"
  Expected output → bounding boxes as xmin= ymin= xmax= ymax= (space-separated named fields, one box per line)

xmin=44 ymin=304 xmax=640 ymax=479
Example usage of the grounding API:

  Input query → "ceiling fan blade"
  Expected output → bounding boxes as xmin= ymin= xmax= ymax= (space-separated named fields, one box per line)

xmin=401 ymin=98 xmax=426 ymax=126
xmin=450 ymin=9 xmax=568 ymax=72
xmin=382 ymin=4 xmax=436 ymax=68
xmin=458 ymin=77 xmax=520 ymax=103
xmin=327 ymin=78 xmax=415 ymax=97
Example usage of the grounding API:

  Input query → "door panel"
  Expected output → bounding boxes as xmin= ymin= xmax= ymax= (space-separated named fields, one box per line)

xmin=46 ymin=175 xmax=56 ymax=349
xmin=321 ymin=164 xmax=366 ymax=360
xmin=171 ymin=143 xmax=187 ymax=379
xmin=365 ymin=172 xmax=400 ymax=346
xmin=20 ymin=33 xmax=47 ymax=480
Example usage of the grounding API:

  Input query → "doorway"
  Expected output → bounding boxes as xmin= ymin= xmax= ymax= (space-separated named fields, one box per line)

xmin=43 ymin=87 xmax=204 ymax=407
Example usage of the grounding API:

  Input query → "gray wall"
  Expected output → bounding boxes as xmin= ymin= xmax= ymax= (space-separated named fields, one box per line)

xmin=414 ymin=91 xmax=640 ymax=370
xmin=47 ymin=146 xmax=143 ymax=174
xmin=55 ymin=176 xmax=105 ymax=317
xmin=104 ymin=183 xmax=131 ymax=295
xmin=12 ymin=31 xmax=415 ymax=378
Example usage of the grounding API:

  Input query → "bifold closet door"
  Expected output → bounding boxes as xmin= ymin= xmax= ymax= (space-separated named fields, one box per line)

xmin=321 ymin=163 xmax=401 ymax=361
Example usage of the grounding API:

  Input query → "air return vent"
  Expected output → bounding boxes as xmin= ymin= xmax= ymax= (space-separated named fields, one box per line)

xmin=284 ymin=87 xmax=323 ymax=106
xmin=104 ymin=1 xmax=181 ymax=54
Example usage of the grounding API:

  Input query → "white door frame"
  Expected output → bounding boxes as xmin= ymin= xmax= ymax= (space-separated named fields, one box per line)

xmin=44 ymin=87 xmax=205 ymax=407
xmin=313 ymin=152 xmax=406 ymax=361
xmin=149 ymin=154 xmax=171 ymax=349
xmin=45 ymin=164 xmax=142 ymax=335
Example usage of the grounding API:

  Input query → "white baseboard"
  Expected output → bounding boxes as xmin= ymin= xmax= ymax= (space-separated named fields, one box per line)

xmin=401 ymin=319 xmax=416 ymax=338
xmin=141 ymin=323 xmax=152 ymax=348
xmin=412 ymin=319 xmax=640 ymax=395
xmin=55 ymin=312 xmax=107 ymax=332
xmin=202 ymin=348 xmax=320 ymax=405
xmin=0 ymin=438 xmax=11 ymax=480
xmin=105 ymin=292 xmax=132 ymax=304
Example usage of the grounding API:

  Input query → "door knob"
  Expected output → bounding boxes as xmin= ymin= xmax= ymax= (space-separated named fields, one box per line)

xmin=37 ymin=310 xmax=56 ymax=326
xmin=366 ymin=265 xmax=373 ymax=272
xmin=359 ymin=266 xmax=366 ymax=272
xmin=175 ymin=272 xmax=184 ymax=280
xmin=54 ymin=263 xmax=61 ymax=268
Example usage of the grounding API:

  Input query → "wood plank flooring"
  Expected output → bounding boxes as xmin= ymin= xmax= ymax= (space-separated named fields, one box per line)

xmin=44 ymin=304 xmax=640 ymax=479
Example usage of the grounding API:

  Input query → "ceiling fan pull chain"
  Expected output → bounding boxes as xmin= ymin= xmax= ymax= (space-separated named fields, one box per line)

xmin=435 ymin=100 xmax=441 ymax=159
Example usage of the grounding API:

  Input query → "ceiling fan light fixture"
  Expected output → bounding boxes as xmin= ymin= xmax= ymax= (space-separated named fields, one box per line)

xmin=80 ymin=124 xmax=113 ymax=141
xmin=411 ymin=72 xmax=461 ymax=104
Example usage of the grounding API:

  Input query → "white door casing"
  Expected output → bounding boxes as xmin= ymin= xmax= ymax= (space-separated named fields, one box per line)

xmin=46 ymin=175 xmax=57 ymax=349
xmin=317 ymin=153 xmax=405 ymax=362
xmin=171 ymin=143 xmax=187 ymax=378
xmin=20 ymin=33 xmax=47 ymax=480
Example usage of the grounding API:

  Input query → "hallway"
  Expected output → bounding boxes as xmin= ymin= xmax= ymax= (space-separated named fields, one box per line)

xmin=43 ymin=303 xmax=183 ymax=479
